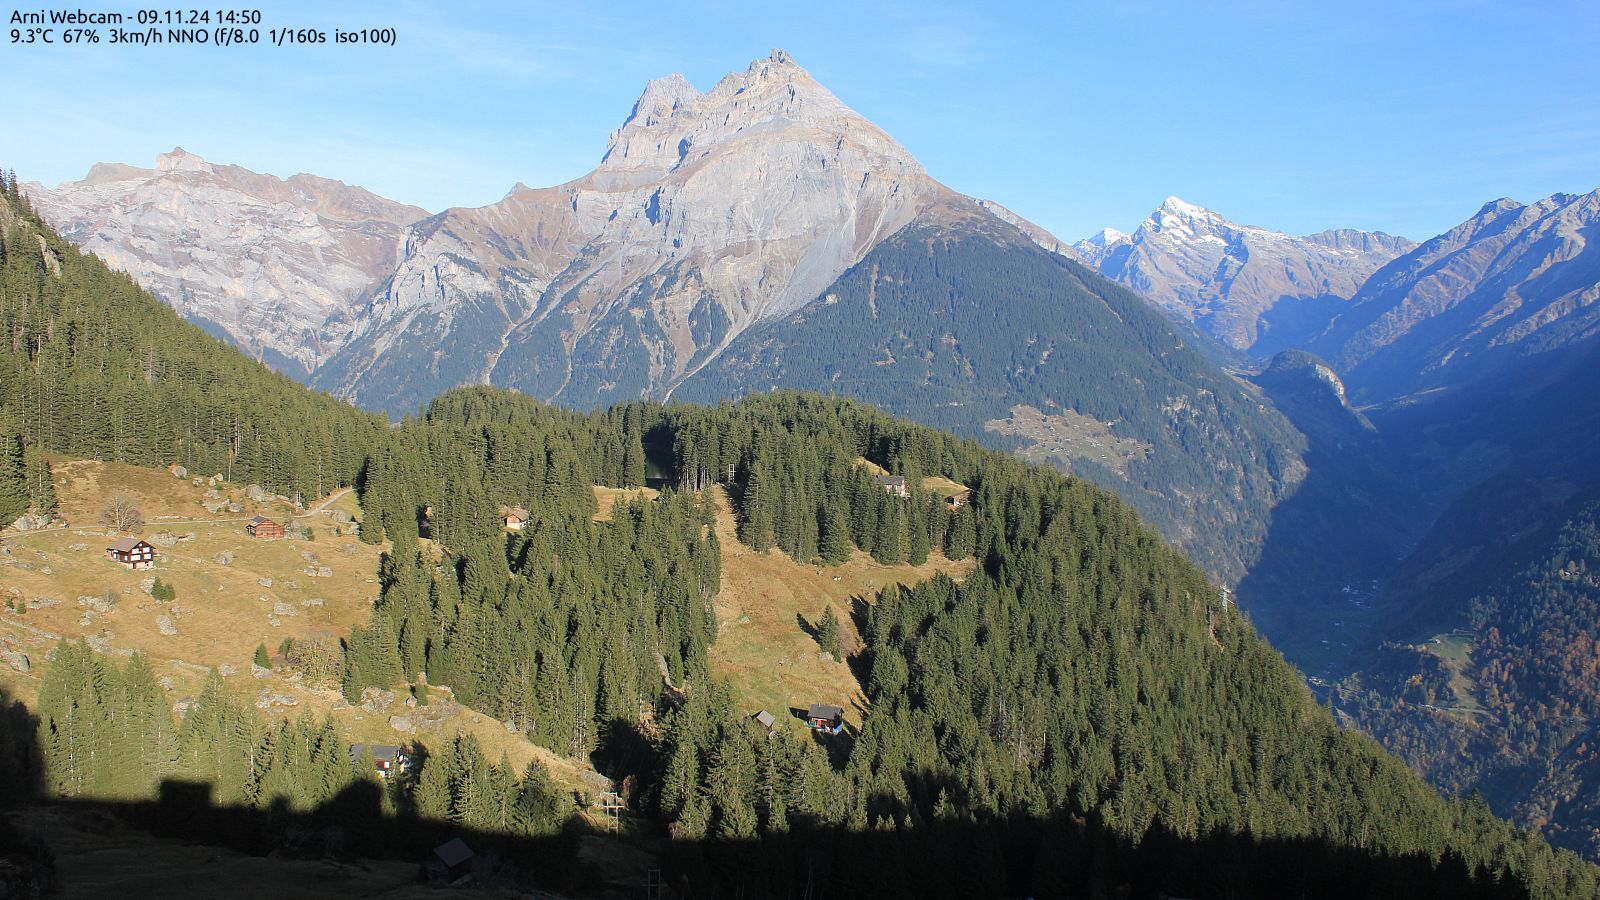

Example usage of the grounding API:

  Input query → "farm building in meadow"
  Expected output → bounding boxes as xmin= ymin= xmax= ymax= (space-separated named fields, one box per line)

xmin=806 ymin=703 xmax=844 ymax=734
xmin=877 ymin=475 xmax=909 ymax=498
xmin=753 ymin=709 xmax=777 ymax=734
xmin=246 ymin=515 xmax=287 ymax=540
xmin=106 ymin=537 xmax=155 ymax=570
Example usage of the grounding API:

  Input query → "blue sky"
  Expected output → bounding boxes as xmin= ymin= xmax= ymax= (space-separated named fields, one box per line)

xmin=4 ymin=0 xmax=1598 ymax=241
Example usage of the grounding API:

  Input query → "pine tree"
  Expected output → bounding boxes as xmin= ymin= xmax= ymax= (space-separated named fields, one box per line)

xmin=0 ymin=430 xmax=28 ymax=525
xmin=817 ymin=605 xmax=843 ymax=661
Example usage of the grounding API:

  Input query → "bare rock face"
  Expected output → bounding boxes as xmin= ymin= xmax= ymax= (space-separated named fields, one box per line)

xmin=23 ymin=150 xmax=427 ymax=379
xmin=1310 ymin=190 xmax=1600 ymax=400
xmin=1075 ymin=197 xmax=1415 ymax=354
xmin=315 ymin=50 xmax=987 ymax=413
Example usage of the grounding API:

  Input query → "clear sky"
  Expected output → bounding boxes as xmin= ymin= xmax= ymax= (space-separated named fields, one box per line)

xmin=4 ymin=0 xmax=1598 ymax=242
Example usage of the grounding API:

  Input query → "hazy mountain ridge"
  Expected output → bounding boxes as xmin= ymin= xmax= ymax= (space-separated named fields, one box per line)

xmin=1076 ymin=197 xmax=1415 ymax=354
xmin=1309 ymin=189 xmax=1600 ymax=402
xmin=23 ymin=150 xmax=426 ymax=379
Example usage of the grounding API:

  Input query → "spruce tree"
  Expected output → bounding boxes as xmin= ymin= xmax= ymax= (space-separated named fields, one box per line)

xmin=817 ymin=605 xmax=843 ymax=661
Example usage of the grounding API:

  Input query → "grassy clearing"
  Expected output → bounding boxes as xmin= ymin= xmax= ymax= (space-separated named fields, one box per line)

xmin=591 ymin=485 xmax=660 ymax=521
xmin=701 ymin=486 xmax=973 ymax=733
xmin=983 ymin=403 xmax=1150 ymax=476
xmin=1421 ymin=631 xmax=1483 ymax=713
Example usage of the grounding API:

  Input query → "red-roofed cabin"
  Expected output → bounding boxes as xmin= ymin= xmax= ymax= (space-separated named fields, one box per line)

xmin=107 ymin=537 xmax=155 ymax=570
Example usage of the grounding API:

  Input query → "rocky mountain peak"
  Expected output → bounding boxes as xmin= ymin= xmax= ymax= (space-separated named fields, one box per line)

xmin=1078 ymin=199 xmax=1416 ymax=352
xmin=598 ymin=50 xmax=919 ymax=188
xmin=156 ymin=147 xmax=210 ymax=173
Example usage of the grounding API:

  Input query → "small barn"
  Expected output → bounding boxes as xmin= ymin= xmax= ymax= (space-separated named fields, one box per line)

xmin=106 ymin=537 xmax=155 ymax=570
xmin=753 ymin=709 xmax=777 ymax=734
xmin=348 ymin=743 xmax=410 ymax=779
xmin=877 ymin=475 xmax=909 ymax=498
xmin=423 ymin=838 xmax=476 ymax=886
xmin=504 ymin=507 xmax=529 ymax=531
xmin=246 ymin=515 xmax=287 ymax=540
xmin=806 ymin=703 xmax=844 ymax=734
xmin=946 ymin=489 xmax=972 ymax=508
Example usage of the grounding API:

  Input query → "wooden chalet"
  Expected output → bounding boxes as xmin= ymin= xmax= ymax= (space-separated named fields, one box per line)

xmin=877 ymin=474 xmax=909 ymax=498
xmin=246 ymin=515 xmax=287 ymax=540
xmin=806 ymin=703 xmax=844 ymax=734
xmin=349 ymin=743 xmax=410 ymax=779
xmin=106 ymin=537 xmax=155 ymax=570
xmin=503 ymin=507 xmax=529 ymax=531
xmin=946 ymin=489 xmax=972 ymax=508
xmin=753 ymin=709 xmax=777 ymax=734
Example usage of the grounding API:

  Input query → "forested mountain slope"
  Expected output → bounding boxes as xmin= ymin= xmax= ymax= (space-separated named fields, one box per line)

xmin=676 ymin=217 xmax=1307 ymax=583
xmin=0 ymin=175 xmax=386 ymax=511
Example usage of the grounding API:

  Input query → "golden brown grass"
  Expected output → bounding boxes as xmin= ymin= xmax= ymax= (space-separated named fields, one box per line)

xmin=591 ymin=485 xmax=660 ymax=521
xmin=701 ymin=486 xmax=973 ymax=732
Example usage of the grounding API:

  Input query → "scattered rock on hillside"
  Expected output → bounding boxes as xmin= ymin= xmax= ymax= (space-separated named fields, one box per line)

xmin=258 ymin=577 xmax=273 ymax=588
xmin=255 ymin=690 xmax=299 ymax=709
xmin=226 ymin=502 xmax=242 ymax=513
xmin=251 ymin=663 xmax=270 ymax=679
xmin=78 ymin=595 xmax=115 ymax=613
xmin=149 ymin=532 xmax=179 ymax=547
xmin=304 ymin=566 xmax=332 ymax=578
xmin=68 ymin=542 xmax=88 ymax=552
xmin=360 ymin=687 xmax=397 ymax=712
xmin=171 ymin=465 xmax=187 ymax=479
xmin=213 ymin=550 xmax=234 ymax=565
xmin=218 ymin=663 xmax=237 ymax=676
xmin=139 ymin=578 xmax=155 ymax=595
xmin=11 ymin=513 xmax=49 ymax=531
xmin=155 ymin=615 xmax=177 ymax=636
xmin=331 ymin=510 xmax=352 ymax=524
xmin=272 ymin=601 xmax=298 ymax=617
xmin=1 ymin=649 xmax=29 ymax=672
xmin=300 ymin=597 xmax=324 ymax=607
xmin=27 ymin=596 xmax=60 ymax=610
xmin=246 ymin=485 xmax=270 ymax=502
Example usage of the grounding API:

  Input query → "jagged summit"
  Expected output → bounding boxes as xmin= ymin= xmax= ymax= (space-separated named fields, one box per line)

xmin=597 ymin=50 xmax=919 ymax=188
xmin=1075 ymin=199 xmax=1415 ymax=352
xmin=156 ymin=146 xmax=210 ymax=172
